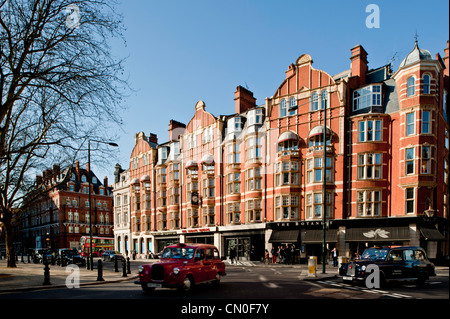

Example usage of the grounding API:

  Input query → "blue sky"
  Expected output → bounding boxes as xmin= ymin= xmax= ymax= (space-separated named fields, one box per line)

xmin=99 ymin=0 xmax=449 ymax=181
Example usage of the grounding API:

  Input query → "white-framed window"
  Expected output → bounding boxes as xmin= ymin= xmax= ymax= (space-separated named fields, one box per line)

xmin=246 ymin=199 xmax=262 ymax=223
xmin=226 ymin=172 xmax=240 ymax=194
xmin=280 ymin=99 xmax=287 ymax=117
xmin=405 ymin=147 xmax=415 ymax=175
xmin=407 ymin=76 xmax=415 ymax=97
xmin=406 ymin=112 xmax=415 ymax=136
xmin=202 ymin=206 xmax=215 ymax=226
xmin=422 ymin=110 xmax=430 ymax=134
xmin=357 ymin=190 xmax=381 ymax=217
xmin=275 ymin=195 xmax=298 ymax=220
xmin=321 ymin=90 xmax=329 ymax=110
xmin=202 ymin=178 xmax=215 ymax=198
xmin=306 ymin=157 xmax=332 ymax=183
xmin=423 ymin=74 xmax=430 ymax=94
xmin=311 ymin=92 xmax=319 ymax=111
xmin=305 ymin=192 xmax=332 ymax=219
xmin=420 ymin=146 xmax=431 ymax=174
xmin=352 ymin=84 xmax=382 ymax=111
xmin=357 ymin=153 xmax=382 ymax=179
xmin=358 ymin=119 xmax=382 ymax=142
xmin=226 ymin=142 xmax=241 ymax=164
xmin=275 ymin=161 xmax=299 ymax=186
xmin=227 ymin=202 xmax=241 ymax=224
xmin=248 ymin=108 xmax=263 ymax=125
xmin=246 ymin=167 xmax=262 ymax=190
xmin=405 ymin=187 xmax=415 ymax=214
xmin=288 ymin=97 xmax=297 ymax=116
xmin=246 ymin=136 xmax=262 ymax=159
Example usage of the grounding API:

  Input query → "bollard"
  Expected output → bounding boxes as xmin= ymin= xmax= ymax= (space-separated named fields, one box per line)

xmin=114 ymin=257 xmax=119 ymax=272
xmin=308 ymin=256 xmax=317 ymax=277
xmin=27 ymin=254 xmax=31 ymax=263
xmin=126 ymin=257 xmax=131 ymax=274
xmin=21 ymin=253 xmax=24 ymax=263
xmin=86 ymin=255 xmax=90 ymax=270
xmin=121 ymin=257 xmax=127 ymax=277
xmin=97 ymin=259 xmax=105 ymax=281
xmin=43 ymin=260 xmax=51 ymax=285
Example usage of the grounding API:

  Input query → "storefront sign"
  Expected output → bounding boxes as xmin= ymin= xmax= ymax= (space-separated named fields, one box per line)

xmin=180 ymin=227 xmax=216 ymax=234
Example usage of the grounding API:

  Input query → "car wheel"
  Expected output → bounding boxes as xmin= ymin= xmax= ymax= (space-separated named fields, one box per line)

xmin=214 ymin=273 xmax=222 ymax=286
xmin=415 ymin=274 xmax=427 ymax=287
xmin=180 ymin=276 xmax=194 ymax=292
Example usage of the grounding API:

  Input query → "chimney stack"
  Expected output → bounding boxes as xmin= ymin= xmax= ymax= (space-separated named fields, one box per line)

xmin=350 ymin=45 xmax=369 ymax=86
xmin=168 ymin=120 xmax=186 ymax=142
xmin=234 ymin=86 xmax=256 ymax=114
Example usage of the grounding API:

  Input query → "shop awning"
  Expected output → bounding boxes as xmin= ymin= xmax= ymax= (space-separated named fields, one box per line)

xmin=303 ymin=229 xmax=337 ymax=243
xmin=419 ymin=227 xmax=445 ymax=241
xmin=269 ymin=230 xmax=300 ymax=243
xmin=345 ymin=227 xmax=410 ymax=242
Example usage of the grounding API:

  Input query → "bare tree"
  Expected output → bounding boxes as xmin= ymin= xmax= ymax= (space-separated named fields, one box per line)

xmin=0 ymin=0 xmax=127 ymax=267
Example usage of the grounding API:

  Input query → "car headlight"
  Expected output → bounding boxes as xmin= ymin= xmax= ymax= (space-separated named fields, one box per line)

xmin=138 ymin=266 xmax=144 ymax=273
xmin=173 ymin=267 xmax=180 ymax=275
xmin=361 ymin=265 xmax=366 ymax=271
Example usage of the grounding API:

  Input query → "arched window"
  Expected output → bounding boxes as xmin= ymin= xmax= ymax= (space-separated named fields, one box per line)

xmin=280 ymin=99 xmax=287 ymax=117
xmin=407 ymin=76 xmax=415 ymax=97
xmin=311 ymin=92 xmax=319 ymax=111
xmin=423 ymin=74 xmax=430 ymax=94
xmin=321 ymin=90 xmax=329 ymax=109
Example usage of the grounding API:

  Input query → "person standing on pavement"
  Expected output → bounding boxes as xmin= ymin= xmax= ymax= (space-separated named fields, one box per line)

xmin=264 ymin=249 xmax=270 ymax=264
xmin=271 ymin=247 xmax=277 ymax=264
xmin=332 ymin=248 xmax=339 ymax=267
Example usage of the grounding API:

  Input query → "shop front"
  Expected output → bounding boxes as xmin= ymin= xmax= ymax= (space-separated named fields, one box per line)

xmin=220 ymin=225 xmax=266 ymax=261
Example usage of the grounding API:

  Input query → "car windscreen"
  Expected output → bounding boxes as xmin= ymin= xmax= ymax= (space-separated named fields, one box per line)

xmin=161 ymin=247 xmax=195 ymax=260
xmin=360 ymin=248 xmax=389 ymax=261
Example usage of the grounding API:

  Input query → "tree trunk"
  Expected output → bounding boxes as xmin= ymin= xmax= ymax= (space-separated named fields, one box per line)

xmin=4 ymin=219 xmax=16 ymax=268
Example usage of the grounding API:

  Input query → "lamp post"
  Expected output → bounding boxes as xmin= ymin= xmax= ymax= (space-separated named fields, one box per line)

xmin=88 ymin=140 xmax=118 ymax=270
xmin=322 ymin=104 xmax=327 ymax=274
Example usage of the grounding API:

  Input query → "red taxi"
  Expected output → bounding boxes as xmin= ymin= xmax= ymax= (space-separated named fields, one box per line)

xmin=135 ymin=243 xmax=226 ymax=293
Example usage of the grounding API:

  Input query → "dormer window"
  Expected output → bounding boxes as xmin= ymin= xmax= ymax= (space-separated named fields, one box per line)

xmin=81 ymin=175 xmax=87 ymax=182
xmin=248 ymin=108 xmax=263 ymax=125
xmin=353 ymin=84 xmax=382 ymax=111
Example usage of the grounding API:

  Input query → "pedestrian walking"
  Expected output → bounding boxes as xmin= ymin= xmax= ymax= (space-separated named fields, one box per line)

xmin=230 ymin=246 xmax=237 ymax=264
xmin=264 ymin=249 xmax=270 ymax=264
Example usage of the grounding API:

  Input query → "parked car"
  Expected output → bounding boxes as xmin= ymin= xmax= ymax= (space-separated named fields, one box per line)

xmin=135 ymin=243 xmax=226 ymax=293
xmin=31 ymin=249 xmax=53 ymax=264
xmin=102 ymin=250 xmax=122 ymax=262
xmin=56 ymin=248 xmax=85 ymax=266
xmin=339 ymin=246 xmax=436 ymax=286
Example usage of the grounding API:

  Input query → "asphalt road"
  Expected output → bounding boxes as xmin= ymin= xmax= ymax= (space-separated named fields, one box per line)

xmin=1 ymin=264 xmax=447 ymax=300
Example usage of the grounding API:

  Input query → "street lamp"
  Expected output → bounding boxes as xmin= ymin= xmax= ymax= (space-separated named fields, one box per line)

xmin=322 ymin=105 xmax=327 ymax=274
xmin=88 ymin=139 xmax=119 ymax=270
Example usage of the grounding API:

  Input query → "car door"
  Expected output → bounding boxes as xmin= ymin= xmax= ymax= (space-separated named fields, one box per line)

xmin=385 ymin=249 xmax=404 ymax=279
xmin=204 ymin=248 xmax=215 ymax=281
xmin=193 ymin=248 xmax=207 ymax=283
xmin=401 ymin=249 xmax=416 ymax=279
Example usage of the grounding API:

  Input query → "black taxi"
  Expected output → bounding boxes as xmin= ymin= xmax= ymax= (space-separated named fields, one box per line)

xmin=339 ymin=246 xmax=436 ymax=286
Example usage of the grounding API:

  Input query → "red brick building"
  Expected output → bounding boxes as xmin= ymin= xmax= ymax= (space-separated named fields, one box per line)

xmin=119 ymin=41 xmax=449 ymax=263
xmin=19 ymin=161 xmax=114 ymax=252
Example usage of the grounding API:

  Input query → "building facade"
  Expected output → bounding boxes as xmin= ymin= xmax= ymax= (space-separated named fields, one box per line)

xmin=19 ymin=161 xmax=114 ymax=252
xmin=116 ymin=41 xmax=449 ymax=263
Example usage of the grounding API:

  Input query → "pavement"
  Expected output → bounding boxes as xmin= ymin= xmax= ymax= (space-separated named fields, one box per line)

xmin=1 ymin=257 xmax=447 ymax=294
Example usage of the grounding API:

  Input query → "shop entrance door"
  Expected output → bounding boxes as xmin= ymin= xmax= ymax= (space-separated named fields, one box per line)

xmin=226 ymin=237 xmax=250 ymax=261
